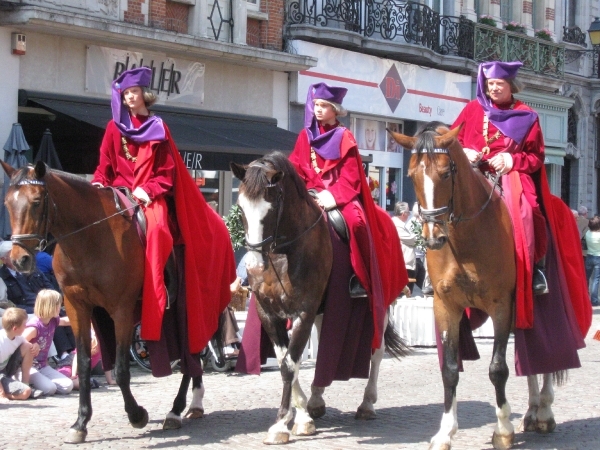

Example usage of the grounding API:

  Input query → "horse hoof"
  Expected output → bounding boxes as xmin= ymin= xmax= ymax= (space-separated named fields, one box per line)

xmin=355 ymin=407 xmax=376 ymax=420
xmin=131 ymin=408 xmax=149 ymax=429
xmin=428 ymin=442 xmax=451 ymax=450
xmin=536 ymin=418 xmax=556 ymax=434
xmin=163 ymin=417 xmax=182 ymax=430
xmin=185 ymin=407 xmax=204 ymax=419
xmin=492 ymin=431 xmax=514 ymax=449
xmin=64 ymin=428 xmax=87 ymax=444
xmin=519 ymin=415 xmax=536 ymax=432
xmin=263 ymin=431 xmax=290 ymax=445
xmin=292 ymin=421 xmax=316 ymax=436
xmin=307 ymin=405 xmax=326 ymax=419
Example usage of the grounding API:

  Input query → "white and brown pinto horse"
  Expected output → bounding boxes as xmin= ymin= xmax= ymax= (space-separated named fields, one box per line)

xmin=231 ymin=151 xmax=409 ymax=445
xmin=389 ymin=124 xmax=563 ymax=450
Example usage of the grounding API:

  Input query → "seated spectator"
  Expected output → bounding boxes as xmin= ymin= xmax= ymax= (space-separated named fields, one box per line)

xmin=23 ymin=289 xmax=74 ymax=395
xmin=0 ymin=241 xmax=75 ymax=362
xmin=57 ymin=325 xmax=116 ymax=389
xmin=0 ymin=307 xmax=42 ymax=400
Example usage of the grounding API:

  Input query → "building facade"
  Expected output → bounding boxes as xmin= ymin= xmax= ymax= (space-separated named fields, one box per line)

xmin=285 ymin=0 xmax=600 ymax=213
xmin=0 ymin=0 xmax=315 ymax=215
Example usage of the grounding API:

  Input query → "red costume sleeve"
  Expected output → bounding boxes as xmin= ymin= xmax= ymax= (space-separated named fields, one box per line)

xmin=511 ymin=117 xmax=544 ymax=174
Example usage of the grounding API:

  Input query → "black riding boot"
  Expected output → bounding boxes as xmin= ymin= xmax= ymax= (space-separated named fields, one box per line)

xmin=349 ymin=275 xmax=367 ymax=298
xmin=533 ymin=257 xmax=549 ymax=295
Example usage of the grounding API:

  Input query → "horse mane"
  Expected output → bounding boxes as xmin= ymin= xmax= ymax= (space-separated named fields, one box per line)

xmin=244 ymin=151 xmax=312 ymax=204
xmin=9 ymin=164 xmax=92 ymax=190
xmin=408 ymin=121 xmax=450 ymax=176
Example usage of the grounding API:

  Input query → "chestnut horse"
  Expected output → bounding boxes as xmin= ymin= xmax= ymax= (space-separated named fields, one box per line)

xmin=389 ymin=124 xmax=563 ymax=450
xmin=231 ymin=151 xmax=409 ymax=445
xmin=1 ymin=161 xmax=205 ymax=443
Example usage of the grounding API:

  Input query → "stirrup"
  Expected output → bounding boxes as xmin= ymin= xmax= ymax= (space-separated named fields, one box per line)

xmin=533 ymin=267 xmax=549 ymax=296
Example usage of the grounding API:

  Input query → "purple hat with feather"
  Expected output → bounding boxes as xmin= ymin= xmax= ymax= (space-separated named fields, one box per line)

xmin=111 ymin=67 xmax=165 ymax=143
xmin=475 ymin=61 xmax=537 ymax=145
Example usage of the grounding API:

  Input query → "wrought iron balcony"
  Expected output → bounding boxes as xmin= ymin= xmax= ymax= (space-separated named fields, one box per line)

xmin=287 ymin=0 xmax=565 ymax=78
xmin=563 ymin=26 xmax=587 ymax=47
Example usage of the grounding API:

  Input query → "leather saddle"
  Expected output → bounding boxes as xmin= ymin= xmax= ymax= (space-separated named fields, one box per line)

xmin=307 ymin=189 xmax=349 ymax=242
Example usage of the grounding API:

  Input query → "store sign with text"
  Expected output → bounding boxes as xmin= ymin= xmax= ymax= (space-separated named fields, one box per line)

xmin=85 ymin=45 xmax=205 ymax=107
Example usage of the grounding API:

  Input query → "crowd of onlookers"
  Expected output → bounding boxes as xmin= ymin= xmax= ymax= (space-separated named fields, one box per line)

xmin=0 ymin=240 xmax=114 ymax=402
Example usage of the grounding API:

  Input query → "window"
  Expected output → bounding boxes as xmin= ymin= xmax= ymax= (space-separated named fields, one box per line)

xmin=565 ymin=0 xmax=577 ymax=27
xmin=353 ymin=118 xmax=403 ymax=153
xmin=247 ymin=0 xmax=259 ymax=12
xmin=500 ymin=0 xmax=512 ymax=24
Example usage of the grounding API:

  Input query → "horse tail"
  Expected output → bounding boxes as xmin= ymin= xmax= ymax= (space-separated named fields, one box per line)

xmin=383 ymin=316 xmax=412 ymax=359
xmin=552 ymin=370 xmax=568 ymax=387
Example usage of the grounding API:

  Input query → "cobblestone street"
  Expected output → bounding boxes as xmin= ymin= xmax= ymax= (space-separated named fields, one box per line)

xmin=3 ymin=309 xmax=600 ymax=450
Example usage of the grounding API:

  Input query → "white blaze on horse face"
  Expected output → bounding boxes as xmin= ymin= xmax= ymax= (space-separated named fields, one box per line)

xmin=421 ymin=160 xmax=436 ymax=237
xmin=238 ymin=192 xmax=272 ymax=270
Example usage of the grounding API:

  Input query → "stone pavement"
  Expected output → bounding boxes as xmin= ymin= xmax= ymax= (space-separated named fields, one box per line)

xmin=3 ymin=309 xmax=600 ymax=450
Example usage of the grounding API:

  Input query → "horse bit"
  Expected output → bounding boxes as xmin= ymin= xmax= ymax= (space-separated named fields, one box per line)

xmin=412 ymin=147 xmax=500 ymax=227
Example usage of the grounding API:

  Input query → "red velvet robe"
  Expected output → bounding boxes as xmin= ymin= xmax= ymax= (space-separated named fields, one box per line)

xmin=93 ymin=118 xmax=236 ymax=353
xmin=289 ymin=126 xmax=407 ymax=348
xmin=452 ymin=100 xmax=591 ymax=338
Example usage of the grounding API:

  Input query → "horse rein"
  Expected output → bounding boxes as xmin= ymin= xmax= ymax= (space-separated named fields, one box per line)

xmin=411 ymin=147 xmax=500 ymax=226
xmin=10 ymin=178 xmax=139 ymax=256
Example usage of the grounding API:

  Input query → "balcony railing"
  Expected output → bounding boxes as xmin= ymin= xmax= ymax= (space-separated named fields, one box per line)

xmin=563 ymin=26 xmax=587 ymax=47
xmin=287 ymin=0 xmax=565 ymax=78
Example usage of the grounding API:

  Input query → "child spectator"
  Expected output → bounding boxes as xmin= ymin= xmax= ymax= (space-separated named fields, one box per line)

xmin=23 ymin=289 xmax=74 ymax=395
xmin=57 ymin=325 xmax=116 ymax=389
xmin=0 ymin=307 xmax=42 ymax=400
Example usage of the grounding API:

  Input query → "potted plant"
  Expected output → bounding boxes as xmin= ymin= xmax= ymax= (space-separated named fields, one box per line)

xmin=504 ymin=21 xmax=526 ymax=33
xmin=535 ymin=28 xmax=553 ymax=41
xmin=478 ymin=15 xmax=497 ymax=27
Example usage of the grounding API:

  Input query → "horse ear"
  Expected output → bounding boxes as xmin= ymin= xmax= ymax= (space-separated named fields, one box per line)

xmin=387 ymin=128 xmax=416 ymax=149
xmin=34 ymin=160 xmax=47 ymax=179
xmin=270 ymin=170 xmax=284 ymax=185
xmin=230 ymin=162 xmax=247 ymax=181
xmin=0 ymin=160 xmax=15 ymax=178
xmin=436 ymin=125 xmax=462 ymax=149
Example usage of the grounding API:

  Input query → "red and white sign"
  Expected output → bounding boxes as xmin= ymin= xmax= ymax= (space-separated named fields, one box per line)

xmin=292 ymin=41 xmax=471 ymax=123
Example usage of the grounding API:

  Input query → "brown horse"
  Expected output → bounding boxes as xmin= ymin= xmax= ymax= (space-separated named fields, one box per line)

xmin=231 ymin=151 xmax=409 ymax=445
xmin=1 ymin=160 xmax=205 ymax=443
xmin=389 ymin=124 xmax=563 ymax=450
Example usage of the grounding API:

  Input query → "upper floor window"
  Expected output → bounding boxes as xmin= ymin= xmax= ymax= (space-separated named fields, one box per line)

xmin=500 ymin=0 xmax=512 ymax=24
xmin=247 ymin=0 xmax=259 ymax=12
xmin=565 ymin=0 xmax=577 ymax=27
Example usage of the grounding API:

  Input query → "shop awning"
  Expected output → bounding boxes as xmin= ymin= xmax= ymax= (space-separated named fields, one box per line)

xmin=23 ymin=91 xmax=298 ymax=170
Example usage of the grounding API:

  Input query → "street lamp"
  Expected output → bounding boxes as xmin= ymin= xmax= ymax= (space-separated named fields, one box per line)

xmin=564 ymin=18 xmax=600 ymax=78
xmin=587 ymin=17 xmax=600 ymax=46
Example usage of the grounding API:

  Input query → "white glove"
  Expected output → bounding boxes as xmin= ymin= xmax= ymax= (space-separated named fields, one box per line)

xmin=463 ymin=148 xmax=481 ymax=164
xmin=316 ymin=190 xmax=337 ymax=211
xmin=92 ymin=182 xmax=104 ymax=188
xmin=132 ymin=187 xmax=151 ymax=206
xmin=489 ymin=153 xmax=513 ymax=176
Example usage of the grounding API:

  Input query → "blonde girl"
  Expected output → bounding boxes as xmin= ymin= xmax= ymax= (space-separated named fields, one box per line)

xmin=23 ymin=289 xmax=74 ymax=395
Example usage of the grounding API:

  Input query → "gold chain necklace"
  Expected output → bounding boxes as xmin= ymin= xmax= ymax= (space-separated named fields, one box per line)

xmin=121 ymin=136 xmax=137 ymax=162
xmin=310 ymin=148 xmax=321 ymax=174
xmin=482 ymin=101 xmax=515 ymax=155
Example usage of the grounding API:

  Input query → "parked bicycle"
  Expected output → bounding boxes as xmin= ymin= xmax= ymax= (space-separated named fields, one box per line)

xmin=130 ymin=321 xmax=238 ymax=372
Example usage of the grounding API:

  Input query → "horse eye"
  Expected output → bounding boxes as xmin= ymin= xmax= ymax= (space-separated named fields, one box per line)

xmin=439 ymin=170 xmax=451 ymax=180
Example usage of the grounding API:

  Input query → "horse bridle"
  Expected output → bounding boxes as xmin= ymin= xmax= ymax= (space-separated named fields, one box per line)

xmin=243 ymin=163 xmax=324 ymax=254
xmin=412 ymin=147 xmax=499 ymax=226
xmin=10 ymin=177 xmax=139 ymax=257
xmin=10 ymin=179 xmax=54 ymax=256
xmin=243 ymin=162 xmax=324 ymax=298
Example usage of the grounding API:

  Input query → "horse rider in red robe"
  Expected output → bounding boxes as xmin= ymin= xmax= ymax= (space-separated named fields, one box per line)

xmin=451 ymin=61 xmax=591 ymax=358
xmin=92 ymin=67 xmax=235 ymax=355
xmin=289 ymin=82 xmax=406 ymax=349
